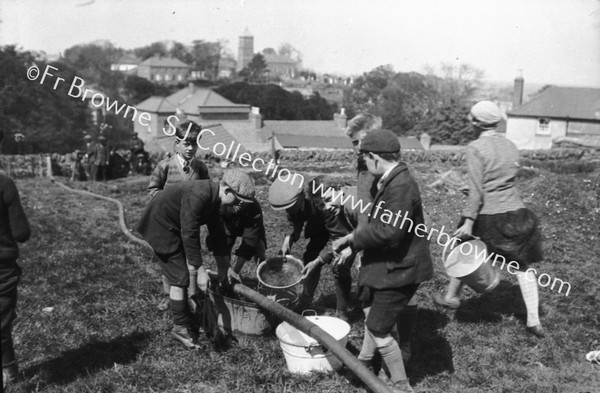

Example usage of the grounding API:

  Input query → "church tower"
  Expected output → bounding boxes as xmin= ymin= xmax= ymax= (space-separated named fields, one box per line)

xmin=237 ymin=28 xmax=254 ymax=72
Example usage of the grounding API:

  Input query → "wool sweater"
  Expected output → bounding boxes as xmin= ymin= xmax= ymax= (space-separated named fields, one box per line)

xmin=0 ymin=175 xmax=31 ymax=260
xmin=463 ymin=132 xmax=525 ymax=220
xmin=148 ymin=156 xmax=210 ymax=197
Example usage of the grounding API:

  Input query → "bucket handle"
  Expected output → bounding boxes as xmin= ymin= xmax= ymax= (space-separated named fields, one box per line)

xmin=305 ymin=342 xmax=327 ymax=355
xmin=302 ymin=309 xmax=317 ymax=317
xmin=441 ymin=235 xmax=481 ymax=263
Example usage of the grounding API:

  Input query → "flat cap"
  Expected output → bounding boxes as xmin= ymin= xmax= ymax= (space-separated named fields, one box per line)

xmin=222 ymin=169 xmax=255 ymax=203
xmin=359 ymin=129 xmax=400 ymax=154
xmin=98 ymin=135 xmax=107 ymax=141
xmin=269 ymin=177 xmax=303 ymax=210
xmin=84 ymin=134 xmax=92 ymax=140
xmin=470 ymin=101 xmax=503 ymax=127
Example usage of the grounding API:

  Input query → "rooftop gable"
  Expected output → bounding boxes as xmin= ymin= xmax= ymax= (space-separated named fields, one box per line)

xmin=135 ymin=96 xmax=178 ymax=113
xmin=509 ymin=86 xmax=600 ymax=121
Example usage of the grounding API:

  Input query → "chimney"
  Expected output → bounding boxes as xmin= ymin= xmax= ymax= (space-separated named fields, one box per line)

xmin=249 ymin=106 xmax=262 ymax=129
xmin=512 ymin=70 xmax=524 ymax=109
xmin=334 ymin=107 xmax=347 ymax=129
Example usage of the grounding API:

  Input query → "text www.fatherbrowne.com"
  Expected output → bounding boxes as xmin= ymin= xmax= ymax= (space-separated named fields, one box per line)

xmin=311 ymin=181 xmax=572 ymax=296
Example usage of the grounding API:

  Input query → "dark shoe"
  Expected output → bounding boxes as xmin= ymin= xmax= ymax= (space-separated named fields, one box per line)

xmin=157 ymin=297 xmax=170 ymax=312
xmin=171 ymin=325 xmax=201 ymax=349
xmin=389 ymin=380 xmax=415 ymax=393
xmin=431 ymin=293 xmax=460 ymax=309
xmin=526 ymin=324 xmax=545 ymax=338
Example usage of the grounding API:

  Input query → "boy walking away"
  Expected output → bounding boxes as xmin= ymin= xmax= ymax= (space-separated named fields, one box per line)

xmin=148 ymin=121 xmax=210 ymax=311
xmin=333 ymin=129 xmax=433 ymax=393
xmin=1 ymin=130 xmax=32 ymax=391
xmin=137 ymin=169 xmax=255 ymax=349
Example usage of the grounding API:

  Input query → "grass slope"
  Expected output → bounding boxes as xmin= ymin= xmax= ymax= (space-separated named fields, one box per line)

xmin=10 ymin=163 xmax=600 ymax=393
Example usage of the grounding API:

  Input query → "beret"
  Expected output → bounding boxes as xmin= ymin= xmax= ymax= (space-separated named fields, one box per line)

xmin=269 ymin=177 xmax=303 ymax=210
xmin=470 ymin=101 xmax=503 ymax=127
xmin=359 ymin=129 xmax=400 ymax=153
xmin=222 ymin=169 xmax=255 ymax=203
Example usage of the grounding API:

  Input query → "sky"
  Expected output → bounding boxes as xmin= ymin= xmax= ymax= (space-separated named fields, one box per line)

xmin=1 ymin=0 xmax=599 ymax=87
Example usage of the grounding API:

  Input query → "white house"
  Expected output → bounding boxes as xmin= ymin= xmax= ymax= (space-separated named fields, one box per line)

xmin=506 ymin=85 xmax=600 ymax=150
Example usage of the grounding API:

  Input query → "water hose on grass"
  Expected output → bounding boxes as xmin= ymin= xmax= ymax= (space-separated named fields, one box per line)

xmin=233 ymin=283 xmax=394 ymax=393
xmin=48 ymin=171 xmax=392 ymax=392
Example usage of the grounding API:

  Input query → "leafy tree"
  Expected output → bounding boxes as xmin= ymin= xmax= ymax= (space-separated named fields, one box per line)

xmin=61 ymin=42 xmax=122 ymax=83
xmin=424 ymin=62 xmax=484 ymax=105
xmin=191 ymin=40 xmax=226 ymax=80
xmin=214 ymin=82 xmax=336 ymax=121
xmin=278 ymin=43 xmax=302 ymax=68
xmin=134 ymin=41 xmax=168 ymax=60
xmin=242 ymin=54 xmax=267 ymax=83
xmin=411 ymin=102 xmax=474 ymax=145
xmin=261 ymin=48 xmax=277 ymax=56
xmin=0 ymin=46 xmax=91 ymax=154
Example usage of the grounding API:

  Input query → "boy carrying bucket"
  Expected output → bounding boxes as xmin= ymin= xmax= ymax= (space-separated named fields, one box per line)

xmin=333 ymin=129 xmax=433 ymax=393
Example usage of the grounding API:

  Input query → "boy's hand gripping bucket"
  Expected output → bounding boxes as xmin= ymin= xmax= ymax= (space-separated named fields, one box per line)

xmin=443 ymin=238 xmax=501 ymax=293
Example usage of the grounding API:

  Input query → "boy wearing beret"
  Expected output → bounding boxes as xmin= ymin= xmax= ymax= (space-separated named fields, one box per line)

xmin=0 ymin=130 xmax=32 ymax=390
xmin=137 ymin=169 xmax=254 ymax=349
xmin=333 ymin=129 xmax=433 ymax=393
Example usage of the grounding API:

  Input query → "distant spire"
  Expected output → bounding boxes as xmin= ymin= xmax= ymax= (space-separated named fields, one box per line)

xmin=241 ymin=27 xmax=253 ymax=37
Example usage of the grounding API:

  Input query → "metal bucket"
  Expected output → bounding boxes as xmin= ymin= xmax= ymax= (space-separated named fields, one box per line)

xmin=443 ymin=239 xmax=500 ymax=293
xmin=275 ymin=315 xmax=350 ymax=374
xmin=256 ymin=256 xmax=304 ymax=290
xmin=207 ymin=277 xmax=298 ymax=336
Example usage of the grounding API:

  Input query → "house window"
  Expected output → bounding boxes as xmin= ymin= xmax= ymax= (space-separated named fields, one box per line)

xmin=536 ymin=118 xmax=551 ymax=135
xmin=178 ymin=74 xmax=183 ymax=81
xmin=165 ymin=74 xmax=172 ymax=81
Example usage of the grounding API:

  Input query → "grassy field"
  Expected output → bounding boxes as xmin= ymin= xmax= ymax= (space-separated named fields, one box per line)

xmin=8 ymin=161 xmax=600 ymax=393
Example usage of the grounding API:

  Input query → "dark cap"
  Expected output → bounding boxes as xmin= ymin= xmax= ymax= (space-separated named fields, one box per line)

xmin=222 ymin=169 xmax=255 ymax=203
xmin=359 ymin=129 xmax=400 ymax=154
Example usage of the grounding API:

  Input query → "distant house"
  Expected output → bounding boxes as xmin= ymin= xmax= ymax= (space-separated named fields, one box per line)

xmin=506 ymin=84 xmax=600 ymax=149
xmin=263 ymin=53 xmax=297 ymax=79
xmin=136 ymin=56 xmax=191 ymax=84
xmin=110 ymin=53 xmax=141 ymax=73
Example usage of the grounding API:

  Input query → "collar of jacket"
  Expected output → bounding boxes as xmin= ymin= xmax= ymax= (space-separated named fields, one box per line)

xmin=373 ymin=162 xmax=408 ymax=200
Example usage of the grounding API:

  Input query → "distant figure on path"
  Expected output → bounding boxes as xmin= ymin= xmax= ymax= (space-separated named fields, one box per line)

xmin=90 ymin=135 xmax=110 ymax=181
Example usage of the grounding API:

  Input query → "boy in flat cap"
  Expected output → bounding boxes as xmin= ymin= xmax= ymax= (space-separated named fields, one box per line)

xmin=333 ymin=129 xmax=433 ymax=393
xmin=206 ymin=170 xmax=267 ymax=281
xmin=0 ymin=130 xmax=32 ymax=390
xmin=137 ymin=169 xmax=254 ymax=349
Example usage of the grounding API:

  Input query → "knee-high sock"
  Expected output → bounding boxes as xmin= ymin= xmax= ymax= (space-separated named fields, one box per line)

xmin=516 ymin=270 xmax=540 ymax=327
xmin=358 ymin=325 xmax=378 ymax=362
xmin=446 ymin=277 xmax=464 ymax=300
xmin=376 ymin=335 xmax=408 ymax=384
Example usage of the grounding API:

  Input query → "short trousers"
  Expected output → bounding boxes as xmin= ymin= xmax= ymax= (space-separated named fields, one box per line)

xmin=361 ymin=283 xmax=419 ymax=335
xmin=154 ymin=246 xmax=190 ymax=287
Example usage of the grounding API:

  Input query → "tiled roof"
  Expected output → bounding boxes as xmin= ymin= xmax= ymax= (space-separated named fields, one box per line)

xmin=508 ymin=86 xmax=600 ymax=121
xmin=219 ymin=121 xmax=283 ymax=152
xmin=114 ymin=54 xmax=141 ymax=65
xmin=195 ymin=124 xmax=248 ymax=157
xmin=166 ymin=87 xmax=249 ymax=115
xmin=138 ymin=56 xmax=190 ymax=68
xmin=135 ymin=96 xmax=178 ymax=113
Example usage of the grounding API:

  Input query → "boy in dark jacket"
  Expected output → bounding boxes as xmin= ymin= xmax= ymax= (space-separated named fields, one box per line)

xmin=0 ymin=130 xmax=32 ymax=390
xmin=334 ymin=129 xmax=433 ymax=393
xmin=137 ymin=169 xmax=254 ymax=349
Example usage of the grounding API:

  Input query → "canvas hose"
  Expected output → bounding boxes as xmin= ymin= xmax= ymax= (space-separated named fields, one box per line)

xmin=49 ymin=177 xmax=393 ymax=393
